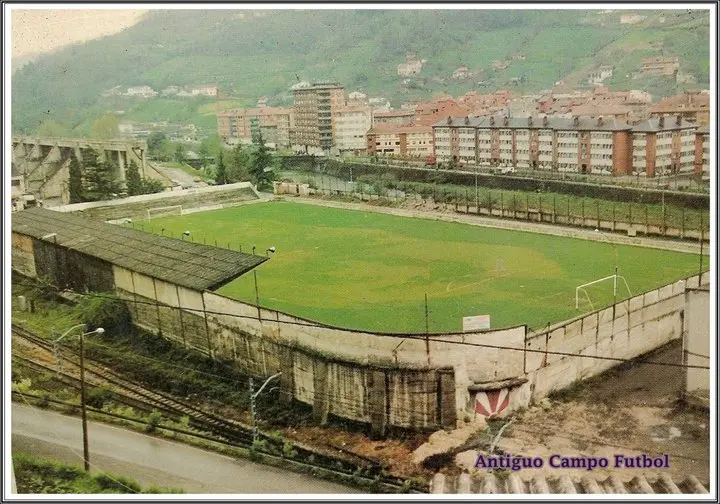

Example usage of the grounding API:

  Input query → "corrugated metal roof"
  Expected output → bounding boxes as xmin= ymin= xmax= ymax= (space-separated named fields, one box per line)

xmin=431 ymin=472 xmax=709 ymax=494
xmin=12 ymin=207 xmax=267 ymax=291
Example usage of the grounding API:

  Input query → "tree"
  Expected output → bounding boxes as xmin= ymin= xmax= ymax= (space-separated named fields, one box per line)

xmin=215 ymin=152 xmax=228 ymax=185
xmin=36 ymin=119 xmax=71 ymax=137
xmin=249 ymin=133 xmax=274 ymax=189
xmin=82 ymin=150 xmax=123 ymax=202
xmin=68 ymin=156 xmax=84 ymax=203
xmin=140 ymin=178 xmax=165 ymax=194
xmin=125 ymin=160 xmax=143 ymax=196
xmin=197 ymin=142 xmax=210 ymax=169
xmin=147 ymin=132 xmax=167 ymax=155
xmin=90 ymin=114 xmax=119 ymax=139
xmin=227 ymin=144 xmax=250 ymax=183
xmin=174 ymin=143 xmax=186 ymax=164
xmin=199 ymin=133 xmax=223 ymax=160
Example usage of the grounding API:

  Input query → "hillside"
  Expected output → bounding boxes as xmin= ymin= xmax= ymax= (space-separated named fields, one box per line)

xmin=11 ymin=9 xmax=710 ymax=136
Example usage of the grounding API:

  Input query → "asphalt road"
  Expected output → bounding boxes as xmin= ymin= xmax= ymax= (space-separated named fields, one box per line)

xmin=11 ymin=403 xmax=359 ymax=494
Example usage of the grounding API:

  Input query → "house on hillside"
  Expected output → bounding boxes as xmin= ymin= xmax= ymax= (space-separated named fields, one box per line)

xmin=620 ymin=13 xmax=646 ymax=24
xmin=126 ymin=85 xmax=157 ymax=98
xmin=491 ymin=60 xmax=509 ymax=72
xmin=452 ymin=66 xmax=470 ymax=80
xmin=587 ymin=65 xmax=614 ymax=86
xmin=398 ymin=60 xmax=423 ymax=76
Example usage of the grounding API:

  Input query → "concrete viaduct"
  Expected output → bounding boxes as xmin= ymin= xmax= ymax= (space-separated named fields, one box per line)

xmin=11 ymin=136 xmax=170 ymax=206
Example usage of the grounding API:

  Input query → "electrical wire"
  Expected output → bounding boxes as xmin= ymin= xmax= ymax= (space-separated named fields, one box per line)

xmin=58 ymin=288 xmax=711 ymax=371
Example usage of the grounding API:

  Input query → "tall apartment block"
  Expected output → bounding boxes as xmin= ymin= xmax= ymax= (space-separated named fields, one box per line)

xmin=290 ymin=82 xmax=345 ymax=151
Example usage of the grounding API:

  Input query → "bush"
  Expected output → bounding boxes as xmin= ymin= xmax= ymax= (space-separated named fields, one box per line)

xmin=85 ymin=387 xmax=113 ymax=409
xmin=282 ymin=440 xmax=298 ymax=459
xmin=73 ymin=296 xmax=131 ymax=335
xmin=144 ymin=409 xmax=163 ymax=433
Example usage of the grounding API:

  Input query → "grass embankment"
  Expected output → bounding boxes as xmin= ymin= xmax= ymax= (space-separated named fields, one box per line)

xmin=146 ymin=200 xmax=705 ymax=332
xmin=12 ymin=453 xmax=182 ymax=494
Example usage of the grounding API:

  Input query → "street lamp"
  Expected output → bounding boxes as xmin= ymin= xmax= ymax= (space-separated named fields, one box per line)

xmin=182 ymin=230 xmax=191 ymax=241
xmin=265 ymin=246 xmax=276 ymax=257
xmin=249 ymin=373 xmax=282 ymax=443
xmin=54 ymin=324 xmax=105 ymax=472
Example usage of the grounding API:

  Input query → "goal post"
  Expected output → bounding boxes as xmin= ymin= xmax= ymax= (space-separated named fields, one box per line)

xmin=146 ymin=205 xmax=183 ymax=220
xmin=575 ymin=273 xmax=631 ymax=310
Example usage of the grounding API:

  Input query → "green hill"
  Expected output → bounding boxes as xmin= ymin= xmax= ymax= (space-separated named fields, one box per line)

xmin=11 ymin=9 xmax=710 ymax=136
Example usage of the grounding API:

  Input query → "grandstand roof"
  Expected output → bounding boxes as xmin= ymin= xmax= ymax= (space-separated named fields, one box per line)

xmin=12 ymin=207 xmax=267 ymax=291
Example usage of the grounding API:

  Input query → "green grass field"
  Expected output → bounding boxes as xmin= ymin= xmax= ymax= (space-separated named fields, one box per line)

xmin=144 ymin=201 xmax=704 ymax=333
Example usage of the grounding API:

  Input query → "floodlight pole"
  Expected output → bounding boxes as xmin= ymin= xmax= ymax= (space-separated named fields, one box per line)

xmin=424 ymin=293 xmax=429 ymax=334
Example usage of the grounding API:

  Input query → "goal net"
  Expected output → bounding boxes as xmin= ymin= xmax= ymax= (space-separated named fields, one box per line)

xmin=146 ymin=205 xmax=183 ymax=220
xmin=575 ymin=273 xmax=631 ymax=311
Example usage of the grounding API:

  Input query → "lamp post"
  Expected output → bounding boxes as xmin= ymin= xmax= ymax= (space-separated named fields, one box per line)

xmin=182 ymin=230 xmax=190 ymax=241
xmin=249 ymin=372 xmax=282 ymax=443
xmin=265 ymin=246 xmax=276 ymax=258
xmin=54 ymin=324 xmax=105 ymax=472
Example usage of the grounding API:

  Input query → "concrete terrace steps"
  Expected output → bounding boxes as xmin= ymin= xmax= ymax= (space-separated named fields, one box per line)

xmin=431 ymin=472 xmax=709 ymax=494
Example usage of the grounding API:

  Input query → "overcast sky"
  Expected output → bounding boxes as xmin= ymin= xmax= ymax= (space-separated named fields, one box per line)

xmin=12 ymin=9 xmax=147 ymax=60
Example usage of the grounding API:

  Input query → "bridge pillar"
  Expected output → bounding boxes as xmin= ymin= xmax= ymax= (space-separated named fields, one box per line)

xmin=117 ymin=150 xmax=126 ymax=181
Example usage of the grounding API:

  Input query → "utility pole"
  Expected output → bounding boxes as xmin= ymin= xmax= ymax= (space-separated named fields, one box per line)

xmin=699 ymin=216 xmax=704 ymax=286
xmin=54 ymin=325 xmax=104 ymax=472
xmin=253 ymin=270 xmax=261 ymax=320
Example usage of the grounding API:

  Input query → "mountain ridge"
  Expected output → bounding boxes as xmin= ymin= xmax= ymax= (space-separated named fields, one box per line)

xmin=11 ymin=9 xmax=710 ymax=135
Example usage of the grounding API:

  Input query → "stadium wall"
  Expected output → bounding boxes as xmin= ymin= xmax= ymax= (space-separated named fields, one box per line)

xmin=683 ymin=287 xmax=710 ymax=406
xmin=521 ymin=272 xmax=710 ymax=403
xmin=108 ymin=262 xmax=709 ymax=433
xmin=50 ymin=182 xmax=261 ymax=222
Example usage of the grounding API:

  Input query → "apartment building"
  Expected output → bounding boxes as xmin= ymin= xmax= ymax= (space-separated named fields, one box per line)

xmin=650 ymin=91 xmax=710 ymax=126
xmin=694 ymin=126 xmax=709 ymax=180
xmin=335 ymin=105 xmax=373 ymax=155
xmin=631 ymin=116 xmax=697 ymax=177
xmin=433 ymin=115 xmax=633 ymax=175
xmin=290 ymin=82 xmax=345 ymax=150
xmin=366 ymin=124 xmax=433 ymax=157
xmin=217 ymin=107 xmax=293 ymax=147
xmin=415 ymin=98 xmax=471 ymax=126
xmin=373 ymin=110 xmax=416 ymax=127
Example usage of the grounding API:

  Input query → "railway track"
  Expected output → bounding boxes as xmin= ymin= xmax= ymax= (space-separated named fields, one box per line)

xmin=11 ymin=324 xmax=416 ymax=491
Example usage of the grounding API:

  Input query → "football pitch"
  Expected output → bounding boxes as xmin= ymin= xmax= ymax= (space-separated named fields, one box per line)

xmin=144 ymin=201 xmax=703 ymax=332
